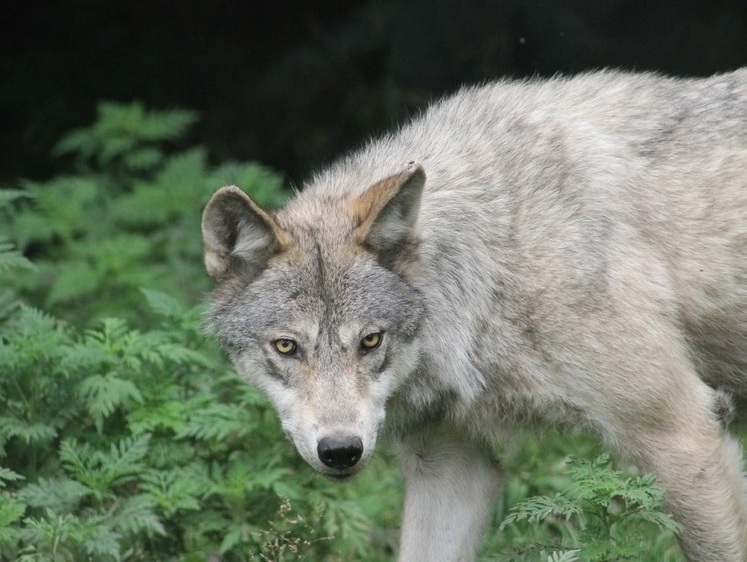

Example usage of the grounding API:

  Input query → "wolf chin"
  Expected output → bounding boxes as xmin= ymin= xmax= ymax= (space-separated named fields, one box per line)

xmin=202 ymin=69 xmax=747 ymax=561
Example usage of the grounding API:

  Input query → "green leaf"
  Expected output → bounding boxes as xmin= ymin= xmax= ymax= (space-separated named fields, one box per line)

xmin=46 ymin=261 xmax=100 ymax=305
xmin=140 ymin=288 xmax=186 ymax=319
xmin=0 ymin=190 xmax=33 ymax=209
xmin=140 ymin=468 xmax=205 ymax=517
xmin=127 ymin=400 xmax=187 ymax=435
xmin=499 ymin=493 xmax=580 ymax=531
xmin=177 ymin=403 xmax=257 ymax=442
xmin=123 ymin=146 xmax=164 ymax=171
xmin=0 ymin=491 xmax=26 ymax=528
xmin=111 ymin=494 xmax=165 ymax=537
xmin=111 ymin=148 xmax=208 ymax=227
xmin=0 ymin=238 xmax=35 ymax=273
xmin=60 ymin=435 xmax=151 ymax=495
xmin=82 ymin=521 xmax=122 ymax=561
xmin=0 ymin=417 xmax=57 ymax=446
xmin=78 ymin=374 xmax=143 ymax=433
xmin=53 ymin=101 xmax=197 ymax=164
xmin=15 ymin=176 xmax=100 ymax=246
xmin=0 ymin=467 xmax=25 ymax=487
xmin=18 ymin=477 xmax=90 ymax=511
xmin=547 ymin=551 xmax=580 ymax=562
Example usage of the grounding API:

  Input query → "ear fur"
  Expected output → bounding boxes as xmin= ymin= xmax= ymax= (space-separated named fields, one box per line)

xmin=201 ymin=186 xmax=290 ymax=280
xmin=352 ymin=163 xmax=425 ymax=254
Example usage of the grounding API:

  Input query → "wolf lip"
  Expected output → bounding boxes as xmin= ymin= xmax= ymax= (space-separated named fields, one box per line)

xmin=324 ymin=471 xmax=356 ymax=482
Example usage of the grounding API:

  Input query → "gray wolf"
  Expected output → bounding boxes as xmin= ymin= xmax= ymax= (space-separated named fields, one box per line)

xmin=201 ymin=69 xmax=747 ymax=561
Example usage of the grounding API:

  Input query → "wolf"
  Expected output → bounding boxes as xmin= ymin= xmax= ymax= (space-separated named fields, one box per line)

xmin=201 ymin=69 xmax=747 ymax=561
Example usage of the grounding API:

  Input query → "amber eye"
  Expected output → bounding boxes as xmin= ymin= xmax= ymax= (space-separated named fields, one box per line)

xmin=274 ymin=338 xmax=297 ymax=356
xmin=360 ymin=332 xmax=382 ymax=352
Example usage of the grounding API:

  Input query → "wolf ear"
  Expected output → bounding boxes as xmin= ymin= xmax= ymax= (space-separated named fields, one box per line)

xmin=201 ymin=186 xmax=290 ymax=280
xmin=352 ymin=163 xmax=425 ymax=254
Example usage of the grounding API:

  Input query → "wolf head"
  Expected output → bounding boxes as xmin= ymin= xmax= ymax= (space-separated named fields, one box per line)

xmin=201 ymin=164 xmax=426 ymax=480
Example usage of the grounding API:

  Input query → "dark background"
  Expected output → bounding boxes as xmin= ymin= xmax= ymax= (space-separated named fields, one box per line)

xmin=3 ymin=0 xmax=747 ymax=187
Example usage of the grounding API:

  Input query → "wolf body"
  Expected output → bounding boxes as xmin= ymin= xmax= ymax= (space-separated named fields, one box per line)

xmin=202 ymin=69 xmax=747 ymax=561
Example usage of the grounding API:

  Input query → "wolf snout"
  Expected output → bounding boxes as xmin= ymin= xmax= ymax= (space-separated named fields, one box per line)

xmin=317 ymin=435 xmax=363 ymax=470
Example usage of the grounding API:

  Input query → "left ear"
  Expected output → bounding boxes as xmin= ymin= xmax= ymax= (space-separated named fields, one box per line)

xmin=351 ymin=163 xmax=425 ymax=254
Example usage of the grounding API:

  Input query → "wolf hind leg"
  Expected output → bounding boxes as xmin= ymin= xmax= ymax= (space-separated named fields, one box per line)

xmin=395 ymin=424 xmax=502 ymax=562
xmin=605 ymin=378 xmax=747 ymax=561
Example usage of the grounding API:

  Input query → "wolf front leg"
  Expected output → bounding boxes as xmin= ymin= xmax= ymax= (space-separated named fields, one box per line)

xmin=395 ymin=424 xmax=502 ymax=562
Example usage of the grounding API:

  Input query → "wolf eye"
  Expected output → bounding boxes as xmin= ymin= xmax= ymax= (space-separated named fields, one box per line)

xmin=274 ymin=338 xmax=297 ymax=356
xmin=360 ymin=332 xmax=382 ymax=352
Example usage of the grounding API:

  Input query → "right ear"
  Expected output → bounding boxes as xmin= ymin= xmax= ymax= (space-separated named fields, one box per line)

xmin=201 ymin=186 xmax=290 ymax=280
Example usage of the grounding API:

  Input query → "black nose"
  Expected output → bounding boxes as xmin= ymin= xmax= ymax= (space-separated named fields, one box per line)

xmin=317 ymin=436 xmax=363 ymax=470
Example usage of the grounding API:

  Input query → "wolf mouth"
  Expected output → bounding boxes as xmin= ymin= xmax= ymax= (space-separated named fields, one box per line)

xmin=324 ymin=471 xmax=356 ymax=482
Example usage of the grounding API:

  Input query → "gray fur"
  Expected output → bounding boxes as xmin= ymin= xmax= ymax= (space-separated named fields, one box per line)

xmin=202 ymin=69 xmax=747 ymax=561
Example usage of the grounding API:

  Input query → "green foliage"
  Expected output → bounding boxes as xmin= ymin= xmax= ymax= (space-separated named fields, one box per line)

xmin=0 ymin=191 xmax=35 ymax=320
xmin=52 ymin=101 xmax=198 ymax=172
xmin=493 ymin=454 xmax=683 ymax=561
xmin=2 ymin=100 xmax=287 ymax=325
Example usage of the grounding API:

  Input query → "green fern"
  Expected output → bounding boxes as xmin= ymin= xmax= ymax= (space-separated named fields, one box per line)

xmin=547 ymin=551 xmax=581 ymax=562
xmin=59 ymin=435 xmax=151 ymax=501
xmin=0 ymin=190 xmax=36 ymax=321
xmin=18 ymin=477 xmax=90 ymax=512
xmin=0 ymin=466 xmax=26 ymax=552
xmin=5 ymin=101 xmax=290 ymax=324
xmin=499 ymin=454 xmax=683 ymax=561
xmin=108 ymin=494 xmax=165 ymax=538
xmin=52 ymin=100 xmax=197 ymax=171
xmin=176 ymin=402 xmax=257 ymax=442
xmin=140 ymin=466 xmax=207 ymax=517
xmin=0 ymin=238 xmax=35 ymax=274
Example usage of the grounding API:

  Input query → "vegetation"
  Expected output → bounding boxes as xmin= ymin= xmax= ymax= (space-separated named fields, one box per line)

xmin=0 ymin=103 xmax=689 ymax=560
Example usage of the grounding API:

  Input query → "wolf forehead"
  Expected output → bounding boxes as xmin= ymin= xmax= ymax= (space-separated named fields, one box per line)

xmin=208 ymin=228 xmax=425 ymax=343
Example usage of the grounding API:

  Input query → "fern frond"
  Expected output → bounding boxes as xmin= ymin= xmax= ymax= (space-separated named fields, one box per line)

xmin=140 ymin=468 xmax=204 ymax=517
xmin=17 ymin=477 xmax=90 ymax=511
xmin=499 ymin=493 xmax=580 ymax=531
xmin=100 ymin=434 xmax=152 ymax=483
xmin=140 ymin=288 xmax=186 ymax=319
xmin=547 ymin=550 xmax=580 ymax=562
xmin=80 ymin=520 xmax=122 ymax=561
xmin=78 ymin=374 xmax=143 ymax=433
xmin=60 ymin=435 xmax=151 ymax=495
xmin=0 ymin=467 xmax=25 ymax=488
xmin=0 ymin=491 xmax=26 ymax=531
xmin=110 ymin=494 xmax=165 ymax=537
xmin=177 ymin=403 xmax=256 ymax=442
xmin=0 ymin=417 xmax=57 ymax=446
xmin=0 ymin=190 xmax=33 ymax=209
xmin=127 ymin=399 xmax=187 ymax=435
xmin=0 ymin=238 xmax=35 ymax=273
xmin=53 ymin=101 xmax=197 ymax=168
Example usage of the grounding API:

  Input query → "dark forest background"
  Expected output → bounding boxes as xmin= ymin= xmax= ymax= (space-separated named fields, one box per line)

xmin=3 ymin=0 xmax=747 ymax=188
